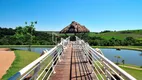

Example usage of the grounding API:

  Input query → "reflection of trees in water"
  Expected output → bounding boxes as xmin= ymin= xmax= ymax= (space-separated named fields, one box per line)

xmin=139 ymin=51 xmax=142 ymax=56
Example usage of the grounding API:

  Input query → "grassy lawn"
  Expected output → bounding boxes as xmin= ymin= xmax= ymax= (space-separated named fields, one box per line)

xmin=88 ymin=30 xmax=142 ymax=40
xmin=119 ymin=64 xmax=142 ymax=69
xmin=120 ymin=66 xmax=142 ymax=80
xmin=92 ymin=46 xmax=142 ymax=51
xmin=94 ymin=60 xmax=142 ymax=79
xmin=2 ymin=50 xmax=40 ymax=80
xmin=0 ymin=45 xmax=55 ymax=48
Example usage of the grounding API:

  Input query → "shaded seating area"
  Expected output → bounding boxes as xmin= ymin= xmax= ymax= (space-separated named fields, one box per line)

xmin=60 ymin=21 xmax=90 ymax=41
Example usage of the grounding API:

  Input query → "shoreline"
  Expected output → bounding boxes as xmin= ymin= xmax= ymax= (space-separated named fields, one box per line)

xmin=119 ymin=65 xmax=142 ymax=70
xmin=92 ymin=46 xmax=142 ymax=51
xmin=0 ymin=45 xmax=55 ymax=48
xmin=1 ymin=46 xmax=142 ymax=79
xmin=1 ymin=45 xmax=142 ymax=51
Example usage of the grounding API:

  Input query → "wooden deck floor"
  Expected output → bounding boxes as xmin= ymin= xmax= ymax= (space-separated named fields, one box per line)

xmin=49 ymin=42 xmax=96 ymax=80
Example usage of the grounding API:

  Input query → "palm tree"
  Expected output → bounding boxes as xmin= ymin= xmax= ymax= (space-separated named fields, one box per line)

xmin=25 ymin=21 xmax=37 ymax=51
xmin=25 ymin=22 xmax=27 ymax=25
xmin=114 ymin=56 xmax=121 ymax=65
xmin=31 ymin=22 xmax=33 ymax=25
xmin=122 ymin=60 xmax=125 ymax=66
xmin=35 ymin=21 xmax=37 ymax=24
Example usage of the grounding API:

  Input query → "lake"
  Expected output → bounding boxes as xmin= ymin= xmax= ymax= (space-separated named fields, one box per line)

xmin=14 ymin=47 xmax=51 ymax=54
xmin=101 ymin=48 xmax=142 ymax=66
xmin=14 ymin=47 xmax=142 ymax=66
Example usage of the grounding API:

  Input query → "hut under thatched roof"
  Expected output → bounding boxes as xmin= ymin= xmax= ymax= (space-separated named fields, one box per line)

xmin=60 ymin=21 xmax=90 ymax=33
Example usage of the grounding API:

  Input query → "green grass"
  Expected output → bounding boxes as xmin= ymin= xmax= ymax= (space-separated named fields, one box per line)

xmin=88 ymin=30 xmax=142 ymax=40
xmin=0 ymin=45 xmax=55 ymax=48
xmin=2 ymin=50 xmax=40 ymax=80
xmin=120 ymin=64 xmax=142 ymax=68
xmin=92 ymin=46 xmax=142 ymax=51
xmin=120 ymin=67 xmax=142 ymax=80
xmin=54 ymin=29 xmax=142 ymax=40
xmin=93 ymin=61 xmax=142 ymax=79
xmin=92 ymin=45 xmax=142 ymax=79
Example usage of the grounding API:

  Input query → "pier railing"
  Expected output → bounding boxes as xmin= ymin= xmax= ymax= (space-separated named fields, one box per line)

xmin=76 ymin=36 xmax=136 ymax=80
xmin=9 ymin=37 xmax=70 ymax=80
xmin=9 ymin=36 xmax=136 ymax=80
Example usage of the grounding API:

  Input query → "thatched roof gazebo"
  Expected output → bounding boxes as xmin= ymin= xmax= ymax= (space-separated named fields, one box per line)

xmin=60 ymin=21 xmax=90 ymax=34
xmin=60 ymin=21 xmax=90 ymax=40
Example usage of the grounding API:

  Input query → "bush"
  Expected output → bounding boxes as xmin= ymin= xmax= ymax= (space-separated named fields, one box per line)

xmin=100 ymin=30 xmax=113 ymax=33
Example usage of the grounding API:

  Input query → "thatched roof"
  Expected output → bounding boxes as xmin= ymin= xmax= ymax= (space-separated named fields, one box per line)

xmin=60 ymin=21 xmax=90 ymax=33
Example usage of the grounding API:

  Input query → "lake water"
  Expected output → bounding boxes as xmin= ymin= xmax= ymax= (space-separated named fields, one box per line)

xmin=14 ymin=47 xmax=51 ymax=54
xmin=14 ymin=47 xmax=142 ymax=66
xmin=101 ymin=48 xmax=142 ymax=66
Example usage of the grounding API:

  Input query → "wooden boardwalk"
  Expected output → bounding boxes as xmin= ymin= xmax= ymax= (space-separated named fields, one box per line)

xmin=49 ymin=42 xmax=96 ymax=80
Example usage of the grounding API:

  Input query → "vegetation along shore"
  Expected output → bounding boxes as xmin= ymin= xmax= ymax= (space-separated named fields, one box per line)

xmin=0 ymin=27 xmax=142 ymax=46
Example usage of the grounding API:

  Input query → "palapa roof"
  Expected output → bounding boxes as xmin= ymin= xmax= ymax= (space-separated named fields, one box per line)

xmin=60 ymin=21 xmax=90 ymax=33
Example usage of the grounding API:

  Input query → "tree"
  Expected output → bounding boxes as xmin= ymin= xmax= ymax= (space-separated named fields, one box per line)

xmin=122 ymin=60 xmax=125 ymax=66
xmin=14 ymin=26 xmax=25 ymax=45
xmin=124 ymin=37 xmax=136 ymax=45
xmin=25 ymin=22 xmax=27 ymax=25
xmin=14 ymin=21 xmax=37 ymax=51
xmin=0 ymin=36 xmax=9 ymax=45
xmin=114 ymin=56 xmax=121 ymax=65
xmin=25 ymin=21 xmax=37 ymax=51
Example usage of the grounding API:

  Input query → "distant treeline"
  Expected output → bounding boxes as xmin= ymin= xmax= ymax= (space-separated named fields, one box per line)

xmin=0 ymin=27 xmax=142 ymax=46
xmin=87 ymin=36 xmax=141 ymax=46
xmin=0 ymin=27 xmax=54 ymax=45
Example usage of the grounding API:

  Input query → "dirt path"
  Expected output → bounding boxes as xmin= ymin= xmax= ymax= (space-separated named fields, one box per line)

xmin=0 ymin=48 xmax=11 ymax=51
xmin=0 ymin=48 xmax=15 ymax=79
xmin=119 ymin=65 xmax=142 ymax=70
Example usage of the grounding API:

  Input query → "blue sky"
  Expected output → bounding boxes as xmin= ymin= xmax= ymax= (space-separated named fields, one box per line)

xmin=0 ymin=0 xmax=142 ymax=32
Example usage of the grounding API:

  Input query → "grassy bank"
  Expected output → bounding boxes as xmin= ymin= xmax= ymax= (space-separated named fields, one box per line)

xmin=92 ymin=46 xmax=142 ymax=51
xmin=92 ymin=45 xmax=142 ymax=79
xmin=2 ymin=50 xmax=40 ymax=80
xmin=0 ymin=45 xmax=55 ymax=48
xmin=119 ymin=64 xmax=142 ymax=69
xmin=116 ymin=61 xmax=142 ymax=79
xmin=120 ymin=66 xmax=142 ymax=80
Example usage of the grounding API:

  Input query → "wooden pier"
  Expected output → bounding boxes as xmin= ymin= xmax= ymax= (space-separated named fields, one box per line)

xmin=49 ymin=42 xmax=96 ymax=80
xmin=9 ymin=37 xmax=136 ymax=80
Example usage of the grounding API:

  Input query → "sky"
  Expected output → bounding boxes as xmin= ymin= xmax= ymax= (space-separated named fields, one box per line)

xmin=0 ymin=0 xmax=142 ymax=32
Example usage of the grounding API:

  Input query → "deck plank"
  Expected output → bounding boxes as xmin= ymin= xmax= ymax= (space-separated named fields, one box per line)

xmin=49 ymin=42 xmax=96 ymax=80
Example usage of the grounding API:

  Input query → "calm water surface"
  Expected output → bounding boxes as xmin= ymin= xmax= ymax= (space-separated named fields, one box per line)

xmin=14 ymin=47 xmax=142 ymax=66
xmin=101 ymin=48 xmax=142 ymax=66
xmin=14 ymin=47 xmax=51 ymax=54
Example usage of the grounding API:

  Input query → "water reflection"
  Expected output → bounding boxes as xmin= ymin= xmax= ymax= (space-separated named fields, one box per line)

xmin=101 ymin=48 xmax=142 ymax=66
xmin=14 ymin=47 xmax=142 ymax=66
xmin=140 ymin=52 xmax=142 ymax=56
xmin=14 ymin=47 xmax=51 ymax=54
